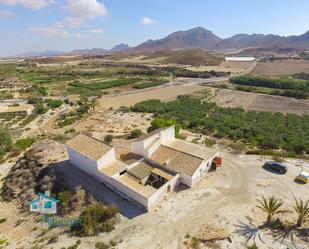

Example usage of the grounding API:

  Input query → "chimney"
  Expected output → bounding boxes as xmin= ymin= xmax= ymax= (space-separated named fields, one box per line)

xmin=44 ymin=191 xmax=50 ymax=196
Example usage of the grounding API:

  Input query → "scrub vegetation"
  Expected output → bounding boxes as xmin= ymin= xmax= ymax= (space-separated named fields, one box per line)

xmin=231 ymin=75 xmax=309 ymax=99
xmin=131 ymin=96 xmax=309 ymax=156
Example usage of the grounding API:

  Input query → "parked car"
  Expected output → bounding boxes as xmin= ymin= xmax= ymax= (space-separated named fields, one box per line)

xmin=263 ymin=161 xmax=288 ymax=174
xmin=296 ymin=170 xmax=309 ymax=183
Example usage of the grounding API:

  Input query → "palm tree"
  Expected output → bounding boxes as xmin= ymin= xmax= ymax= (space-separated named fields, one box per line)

xmin=256 ymin=196 xmax=285 ymax=225
xmin=294 ymin=199 xmax=309 ymax=227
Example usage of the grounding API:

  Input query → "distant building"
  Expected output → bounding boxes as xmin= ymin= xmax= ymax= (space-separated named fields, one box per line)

xmin=66 ymin=128 xmax=220 ymax=210
xmin=0 ymin=104 xmax=33 ymax=118
xmin=225 ymin=57 xmax=256 ymax=62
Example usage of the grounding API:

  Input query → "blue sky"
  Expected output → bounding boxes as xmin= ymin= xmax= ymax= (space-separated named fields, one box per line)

xmin=0 ymin=0 xmax=308 ymax=56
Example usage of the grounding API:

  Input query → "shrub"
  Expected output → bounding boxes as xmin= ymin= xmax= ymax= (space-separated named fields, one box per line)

xmin=71 ymin=203 xmax=118 ymax=236
xmin=130 ymin=129 xmax=143 ymax=138
xmin=0 ymin=128 xmax=13 ymax=160
xmin=47 ymin=99 xmax=63 ymax=108
xmin=104 ymin=135 xmax=113 ymax=144
xmin=15 ymin=138 xmax=34 ymax=150
xmin=204 ymin=137 xmax=215 ymax=147
xmin=95 ymin=242 xmax=108 ymax=249
xmin=35 ymin=104 xmax=48 ymax=114
xmin=247 ymin=244 xmax=259 ymax=249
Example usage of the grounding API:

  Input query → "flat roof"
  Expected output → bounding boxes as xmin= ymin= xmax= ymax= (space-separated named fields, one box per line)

xmin=164 ymin=139 xmax=217 ymax=160
xmin=151 ymin=168 xmax=174 ymax=181
xmin=127 ymin=161 xmax=154 ymax=180
xmin=100 ymin=160 xmax=127 ymax=177
xmin=66 ymin=134 xmax=112 ymax=161
xmin=115 ymin=174 xmax=157 ymax=198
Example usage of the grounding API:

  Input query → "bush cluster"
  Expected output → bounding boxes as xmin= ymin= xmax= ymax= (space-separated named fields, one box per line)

xmin=131 ymin=97 xmax=309 ymax=154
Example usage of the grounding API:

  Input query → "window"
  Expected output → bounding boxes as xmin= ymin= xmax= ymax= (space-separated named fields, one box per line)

xmin=32 ymin=203 xmax=38 ymax=209
xmin=44 ymin=201 xmax=52 ymax=209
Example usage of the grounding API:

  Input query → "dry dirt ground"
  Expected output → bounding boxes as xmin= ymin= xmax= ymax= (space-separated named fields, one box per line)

xmin=253 ymin=60 xmax=309 ymax=76
xmin=213 ymin=88 xmax=309 ymax=115
xmin=45 ymin=146 xmax=309 ymax=249
xmin=99 ymin=84 xmax=206 ymax=110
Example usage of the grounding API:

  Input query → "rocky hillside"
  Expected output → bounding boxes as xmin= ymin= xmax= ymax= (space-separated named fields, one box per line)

xmin=132 ymin=27 xmax=222 ymax=52
xmin=1 ymin=140 xmax=94 ymax=212
xmin=131 ymin=27 xmax=309 ymax=52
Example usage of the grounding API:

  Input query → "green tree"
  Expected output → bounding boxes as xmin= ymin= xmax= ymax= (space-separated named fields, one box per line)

xmin=47 ymin=99 xmax=63 ymax=108
xmin=256 ymin=196 xmax=285 ymax=225
xmin=294 ymin=199 xmax=309 ymax=227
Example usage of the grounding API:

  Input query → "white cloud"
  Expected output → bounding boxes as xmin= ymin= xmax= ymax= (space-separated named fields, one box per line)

xmin=74 ymin=33 xmax=83 ymax=39
xmin=64 ymin=0 xmax=108 ymax=18
xmin=141 ymin=17 xmax=157 ymax=25
xmin=64 ymin=16 xmax=84 ymax=28
xmin=29 ymin=22 xmax=70 ymax=38
xmin=0 ymin=10 xmax=13 ymax=17
xmin=0 ymin=0 xmax=53 ymax=9
xmin=88 ymin=28 xmax=103 ymax=34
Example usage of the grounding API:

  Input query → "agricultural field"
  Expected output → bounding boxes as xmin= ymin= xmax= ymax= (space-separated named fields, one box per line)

xmin=131 ymin=97 xmax=309 ymax=156
xmin=253 ymin=60 xmax=309 ymax=76
xmin=213 ymin=88 xmax=309 ymax=115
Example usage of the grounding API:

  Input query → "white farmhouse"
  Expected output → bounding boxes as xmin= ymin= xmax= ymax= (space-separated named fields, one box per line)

xmin=66 ymin=128 xmax=220 ymax=210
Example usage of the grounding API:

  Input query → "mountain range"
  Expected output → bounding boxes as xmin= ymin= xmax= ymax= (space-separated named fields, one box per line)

xmin=10 ymin=27 xmax=309 ymax=58
xmin=131 ymin=27 xmax=309 ymax=52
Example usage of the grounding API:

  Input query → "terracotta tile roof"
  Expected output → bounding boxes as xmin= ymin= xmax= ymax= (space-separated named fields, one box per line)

xmin=150 ymin=145 xmax=203 ymax=177
xmin=66 ymin=134 xmax=112 ymax=161
xmin=164 ymin=139 xmax=217 ymax=160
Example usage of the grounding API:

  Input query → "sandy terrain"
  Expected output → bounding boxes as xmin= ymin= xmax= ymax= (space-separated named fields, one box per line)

xmin=214 ymin=89 xmax=309 ymax=115
xmin=254 ymin=60 xmax=309 ymax=76
xmin=46 ymin=145 xmax=309 ymax=249
xmin=99 ymin=84 xmax=206 ymax=109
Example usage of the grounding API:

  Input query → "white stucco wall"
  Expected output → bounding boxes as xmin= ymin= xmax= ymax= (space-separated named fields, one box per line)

xmin=97 ymin=148 xmax=116 ymax=170
xmin=146 ymin=139 xmax=161 ymax=158
xmin=131 ymin=141 xmax=147 ymax=157
xmin=67 ymin=146 xmax=102 ymax=179
xmin=160 ymin=126 xmax=175 ymax=144
xmin=191 ymin=152 xmax=219 ymax=185
xmin=147 ymin=173 xmax=179 ymax=209
xmin=180 ymin=173 xmax=193 ymax=187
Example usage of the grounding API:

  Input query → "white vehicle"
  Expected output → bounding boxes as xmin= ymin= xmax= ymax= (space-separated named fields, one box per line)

xmin=296 ymin=170 xmax=309 ymax=183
